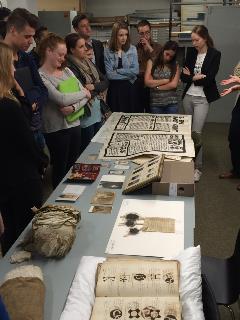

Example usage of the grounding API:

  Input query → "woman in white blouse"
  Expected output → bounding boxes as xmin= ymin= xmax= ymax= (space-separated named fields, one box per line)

xmin=181 ymin=25 xmax=221 ymax=182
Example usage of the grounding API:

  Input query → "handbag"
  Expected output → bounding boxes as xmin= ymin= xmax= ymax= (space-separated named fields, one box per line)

xmin=57 ymin=76 xmax=85 ymax=123
xmin=99 ymin=99 xmax=112 ymax=121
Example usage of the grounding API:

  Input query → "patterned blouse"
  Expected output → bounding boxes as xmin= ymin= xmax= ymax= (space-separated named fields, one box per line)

xmin=150 ymin=65 xmax=178 ymax=107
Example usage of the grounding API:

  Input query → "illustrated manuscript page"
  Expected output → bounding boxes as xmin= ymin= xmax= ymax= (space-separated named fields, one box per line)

xmin=90 ymin=259 xmax=181 ymax=320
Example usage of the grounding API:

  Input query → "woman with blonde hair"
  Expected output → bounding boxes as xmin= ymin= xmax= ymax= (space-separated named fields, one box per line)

xmin=104 ymin=21 xmax=139 ymax=113
xmin=0 ymin=42 xmax=44 ymax=255
xmin=38 ymin=33 xmax=90 ymax=188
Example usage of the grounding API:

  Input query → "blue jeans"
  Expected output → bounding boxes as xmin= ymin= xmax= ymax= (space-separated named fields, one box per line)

xmin=150 ymin=104 xmax=178 ymax=114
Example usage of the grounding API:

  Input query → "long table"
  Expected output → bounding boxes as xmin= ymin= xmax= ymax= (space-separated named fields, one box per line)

xmin=0 ymin=141 xmax=195 ymax=320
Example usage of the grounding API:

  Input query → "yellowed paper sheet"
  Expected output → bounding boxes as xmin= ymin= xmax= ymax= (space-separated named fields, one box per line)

xmin=142 ymin=218 xmax=175 ymax=233
xmin=90 ymin=296 xmax=181 ymax=320
xmin=96 ymin=260 xmax=179 ymax=298
xmin=105 ymin=199 xmax=184 ymax=258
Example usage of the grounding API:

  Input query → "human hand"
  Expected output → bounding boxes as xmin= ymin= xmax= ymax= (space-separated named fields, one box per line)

xmin=83 ymin=88 xmax=91 ymax=100
xmin=104 ymin=111 xmax=112 ymax=120
xmin=155 ymin=79 xmax=170 ymax=89
xmin=220 ymin=85 xmax=240 ymax=96
xmin=85 ymin=84 xmax=95 ymax=91
xmin=182 ymin=67 xmax=191 ymax=75
xmin=221 ymin=75 xmax=240 ymax=85
xmin=140 ymin=38 xmax=152 ymax=51
xmin=85 ymin=48 xmax=94 ymax=60
xmin=60 ymin=106 xmax=75 ymax=116
xmin=220 ymin=88 xmax=232 ymax=97
xmin=32 ymin=102 xmax=38 ymax=112
xmin=161 ymin=79 xmax=170 ymax=85
xmin=193 ymin=74 xmax=206 ymax=81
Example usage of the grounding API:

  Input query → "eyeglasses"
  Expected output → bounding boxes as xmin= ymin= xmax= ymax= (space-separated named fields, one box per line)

xmin=138 ymin=31 xmax=151 ymax=36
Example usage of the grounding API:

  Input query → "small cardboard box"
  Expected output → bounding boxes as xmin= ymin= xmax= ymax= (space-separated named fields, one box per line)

xmin=152 ymin=160 xmax=195 ymax=197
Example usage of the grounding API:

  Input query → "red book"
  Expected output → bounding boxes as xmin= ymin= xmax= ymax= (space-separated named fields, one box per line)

xmin=67 ymin=163 xmax=101 ymax=183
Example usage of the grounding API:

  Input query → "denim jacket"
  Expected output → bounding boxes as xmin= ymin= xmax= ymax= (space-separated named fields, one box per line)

xmin=104 ymin=45 xmax=139 ymax=83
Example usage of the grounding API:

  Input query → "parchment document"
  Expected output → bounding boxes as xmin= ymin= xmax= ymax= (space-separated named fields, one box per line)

xmin=91 ymin=259 xmax=181 ymax=320
xmin=91 ymin=296 xmax=181 ymax=320
xmin=99 ymin=132 xmax=195 ymax=160
xmin=96 ymin=259 xmax=179 ymax=297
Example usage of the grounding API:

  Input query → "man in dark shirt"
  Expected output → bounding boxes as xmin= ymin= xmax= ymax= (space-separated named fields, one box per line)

xmin=136 ymin=20 xmax=161 ymax=113
xmin=3 ymin=8 xmax=48 ymax=150
xmin=72 ymin=14 xmax=105 ymax=75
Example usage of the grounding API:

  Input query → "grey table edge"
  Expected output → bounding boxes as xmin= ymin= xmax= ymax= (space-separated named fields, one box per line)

xmin=0 ymin=142 xmax=195 ymax=320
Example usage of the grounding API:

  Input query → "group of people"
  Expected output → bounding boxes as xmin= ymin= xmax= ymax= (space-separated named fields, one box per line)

xmin=0 ymin=7 xmax=239 ymax=255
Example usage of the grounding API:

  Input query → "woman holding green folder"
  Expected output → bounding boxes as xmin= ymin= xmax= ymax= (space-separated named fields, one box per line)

xmin=38 ymin=33 xmax=91 ymax=188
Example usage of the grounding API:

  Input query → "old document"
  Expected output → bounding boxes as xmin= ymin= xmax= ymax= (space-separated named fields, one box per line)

xmin=99 ymin=132 xmax=195 ymax=159
xmin=90 ymin=296 xmax=181 ymax=320
xmin=105 ymin=199 xmax=184 ymax=258
xmin=92 ymin=112 xmax=192 ymax=144
xmin=114 ymin=114 xmax=191 ymax=134
xmin=96 ymin=259 xmax=179 ymax=297
xmin=90 ymin=258 xmax=181 ymax=320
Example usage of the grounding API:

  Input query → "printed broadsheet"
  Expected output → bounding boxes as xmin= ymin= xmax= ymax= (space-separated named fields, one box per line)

xmin=96 ymin=113 xmax=194 ymax=160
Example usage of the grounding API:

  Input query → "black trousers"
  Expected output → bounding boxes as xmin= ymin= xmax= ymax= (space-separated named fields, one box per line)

xmin=228 ymin=97 xmax=240 ymax=177
xmin=107 ymin=80 xmax=138 ymax=113
xmin=229 ymin=97 xmax=240 ymax=177
xmin=134 ymin=77 xmax=150 ymax=113
xmin=0 ymin=178 xmax=43 ymax=256
xmin=45 ymin=126 xmax=81 ymax=188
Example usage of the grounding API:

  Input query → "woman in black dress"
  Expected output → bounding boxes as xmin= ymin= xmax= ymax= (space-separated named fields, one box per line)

xmin=0 ymin=42 xmax=44 ymax=255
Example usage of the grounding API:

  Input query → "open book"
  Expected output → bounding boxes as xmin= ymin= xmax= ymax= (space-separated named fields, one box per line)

xmin=90 ymin=259 xmax=181 ymax=320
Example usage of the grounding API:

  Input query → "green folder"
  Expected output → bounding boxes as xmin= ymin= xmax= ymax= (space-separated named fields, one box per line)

xmin=57 ymin=76 xmax=84 ymax=122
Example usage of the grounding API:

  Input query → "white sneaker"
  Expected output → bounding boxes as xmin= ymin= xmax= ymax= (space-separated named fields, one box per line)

xmin=194 ymin=169 xmax=202 ymax=182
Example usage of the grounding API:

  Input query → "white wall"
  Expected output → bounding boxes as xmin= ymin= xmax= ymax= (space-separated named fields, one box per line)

xmin=86 ymin=0 xmax=170 ymax=17
xmin=6 ymin=0 xmax=37 ymax=14
xmin=1 ymin=0 xmax=8 ymax=7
